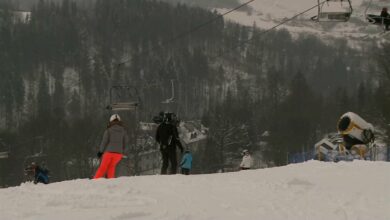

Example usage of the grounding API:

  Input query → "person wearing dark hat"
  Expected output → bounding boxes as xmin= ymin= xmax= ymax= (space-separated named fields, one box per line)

xmin=94 ymin=114 xmax=129 ymax=179
xmin=155 ymin=113 xmax=183 ymax=174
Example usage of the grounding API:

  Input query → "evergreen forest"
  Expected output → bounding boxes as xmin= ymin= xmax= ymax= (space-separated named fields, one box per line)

xmin=0 ymin=0 xmax=390 ymax=186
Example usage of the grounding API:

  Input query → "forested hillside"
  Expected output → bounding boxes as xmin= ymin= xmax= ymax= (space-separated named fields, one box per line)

xmin=160 ymin=0 xmax=244 ymax=9
xmin=0 ymin=0 xmax=389 ymax=185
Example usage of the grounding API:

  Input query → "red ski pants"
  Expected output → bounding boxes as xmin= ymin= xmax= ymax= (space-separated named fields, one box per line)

xmin=94 ymin=152 xmax=122 ymax=179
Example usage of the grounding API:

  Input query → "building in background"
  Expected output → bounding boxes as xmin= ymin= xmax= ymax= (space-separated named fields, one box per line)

xmin=179 ymin=120 xmax=208 ymax=153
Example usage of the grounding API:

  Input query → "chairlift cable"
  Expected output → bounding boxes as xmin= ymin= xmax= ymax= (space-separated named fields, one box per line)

xmin=211 ymin=0 xmax=329 ymax=60
xmin=116 ymin=0 xmax=255 ymax=66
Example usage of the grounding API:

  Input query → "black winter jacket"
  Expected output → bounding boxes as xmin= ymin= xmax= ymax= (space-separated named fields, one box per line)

xmin=155 ymin=122 xmax=183 ymax=151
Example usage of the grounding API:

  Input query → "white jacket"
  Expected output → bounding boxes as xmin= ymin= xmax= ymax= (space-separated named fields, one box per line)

xmin=240 ymin=155 xmax=253 ymax=168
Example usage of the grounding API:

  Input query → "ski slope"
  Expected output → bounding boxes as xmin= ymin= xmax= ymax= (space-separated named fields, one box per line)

xmin=218 ymin=0 xmax=388 ymax=42
xmin=0 ymin=160 xmax=389 ymax=220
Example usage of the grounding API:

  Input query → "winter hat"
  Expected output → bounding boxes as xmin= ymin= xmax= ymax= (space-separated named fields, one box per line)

xmin=109 ymin=114 xmax=121 ymax=122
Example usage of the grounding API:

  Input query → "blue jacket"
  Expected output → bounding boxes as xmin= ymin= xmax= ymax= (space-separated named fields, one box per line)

xmin=35 ymin=166 xmax=49 ymax=184
xmin=180 ymin=152 xmax=192 ymax=169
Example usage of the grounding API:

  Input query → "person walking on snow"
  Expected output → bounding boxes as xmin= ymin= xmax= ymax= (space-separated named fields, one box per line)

xmin=155 ymin=113 xmax=183 ymax=174
xmin=94 ymin=114 xmax=129 ymax=179
xmin=180 ymin=150 xmax=192 ymax=175
xmin=240 ymin=149 xmax=253 ymax=170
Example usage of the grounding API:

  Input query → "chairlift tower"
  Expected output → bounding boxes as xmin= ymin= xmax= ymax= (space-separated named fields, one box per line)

xmin=160 ymin=79 xmax=177 ymax=114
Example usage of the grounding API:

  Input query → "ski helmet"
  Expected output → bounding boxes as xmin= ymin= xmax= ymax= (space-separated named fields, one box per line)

xmin=109 ymin=114 xmax=121 ymax=122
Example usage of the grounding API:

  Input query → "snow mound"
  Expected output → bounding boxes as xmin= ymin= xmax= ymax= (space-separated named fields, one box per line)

xmin=0 ymin=160 xmax=389 ymax=220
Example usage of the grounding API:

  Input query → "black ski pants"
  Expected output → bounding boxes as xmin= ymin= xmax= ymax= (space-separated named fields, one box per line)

xmin=160 ymin=146 xmax=177 ymax=174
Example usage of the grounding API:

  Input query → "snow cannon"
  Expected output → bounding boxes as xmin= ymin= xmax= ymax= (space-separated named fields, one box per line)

xmin=337 ymin=112 xmax=374 ymax=149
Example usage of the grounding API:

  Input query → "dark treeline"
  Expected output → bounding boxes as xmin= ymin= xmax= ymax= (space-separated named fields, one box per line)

xmin=0 ymin=0 xmax=388 ymax=185
xmin=160 ymin=0 xmax=246 ymax=10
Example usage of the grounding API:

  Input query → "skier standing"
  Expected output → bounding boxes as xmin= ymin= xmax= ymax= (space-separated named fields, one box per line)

xmin=94 ymin=114 xmax=129 ymax=179
xmin=240 ymin=149 xmax=253 ymax=170
xmin=180 ymin=150 xmax=193 ymax=175
xmin=155 ymin=113 xmax=183 ymax=174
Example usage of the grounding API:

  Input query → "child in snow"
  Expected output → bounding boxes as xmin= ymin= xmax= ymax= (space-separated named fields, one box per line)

xmin=94 ymin=114 xmax=129 ymax=179
xmin=180 ymin=150 xmax=192 ymax=175
xmin=25 ymin=162 xmax=49 ymax=184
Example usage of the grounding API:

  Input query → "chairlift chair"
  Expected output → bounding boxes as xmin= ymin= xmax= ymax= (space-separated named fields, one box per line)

xmin=311 ymin=0 xmax=353 ymax=22
xmin=106 ymin=85 xmax=140 ymax=111
xmin=365 ymin=0 xmax=390 ymax=31
xmin=108 ymin=102 xmax=139 ymax=111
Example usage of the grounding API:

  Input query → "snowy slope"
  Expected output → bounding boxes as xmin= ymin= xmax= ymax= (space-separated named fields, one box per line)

xmin=218 ymin=0 xmax=390 ymax=42
xmin=1 ymin=160 xmax=389 ymax=220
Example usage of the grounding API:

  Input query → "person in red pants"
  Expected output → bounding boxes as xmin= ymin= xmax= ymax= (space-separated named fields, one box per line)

xmin=94 ymin=114 xmax=129 ymax=179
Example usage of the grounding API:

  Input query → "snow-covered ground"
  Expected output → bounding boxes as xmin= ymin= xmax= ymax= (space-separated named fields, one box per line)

xmin=1 ymin=160 xmax=389 ymax=220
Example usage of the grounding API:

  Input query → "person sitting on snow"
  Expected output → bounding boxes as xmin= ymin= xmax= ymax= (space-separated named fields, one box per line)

xmin=25 ymin=162 xmax=49 ymax=184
